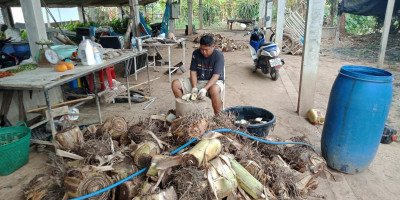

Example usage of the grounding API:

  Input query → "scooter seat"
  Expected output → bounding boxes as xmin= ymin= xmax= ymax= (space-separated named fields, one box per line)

xmin=259 ymin=42 xmax=275 ymax=48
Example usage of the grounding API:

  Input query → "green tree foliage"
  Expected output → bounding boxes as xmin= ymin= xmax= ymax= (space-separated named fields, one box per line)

xmin=203 ymin=0 xmax=220 ymax=26
xmin=345 ymin=14 xmax=379 ymax=34
xmin=234 ymin=0 xmax=258 ymax=19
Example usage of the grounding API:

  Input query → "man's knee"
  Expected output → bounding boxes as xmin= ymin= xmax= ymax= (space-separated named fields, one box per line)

xmin=171 ymin=79 xmax=181 ymax=90
xmin=209 ymin=84 xmax=221 ymax=97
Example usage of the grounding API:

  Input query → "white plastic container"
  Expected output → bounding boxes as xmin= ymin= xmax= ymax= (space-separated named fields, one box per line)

xmin=92 ymin=42 xmax=103 ymax=64
xmin=78 ymin=39 xmax=95 ymax=65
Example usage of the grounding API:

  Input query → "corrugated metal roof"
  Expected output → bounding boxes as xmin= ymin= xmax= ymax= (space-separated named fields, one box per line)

xmin=0 ymin=0 xmax=158 ymax=7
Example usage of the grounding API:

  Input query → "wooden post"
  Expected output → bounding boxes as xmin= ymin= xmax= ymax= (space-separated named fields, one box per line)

xmin=199 ymin=0 xmax=203 ymax=30
xmin=168 ymin=0 xmax=175 ymax=34
xmin=276 ymin=0 xmax=286 ymax=49
xmin=328 ymin=0 xmax=338 ymax=26
xmin=297 ymin=0 xmax=325 ymax=116
xmin=89 ymin=6 xmax=96 ymax=22
xmin=130 ymin=0 xmax=141 ymax=37
xmin=259 ymin=0 xmax=266 ymax=27
xmin=1 ymin=7 xmax=14 ymax=28
xmin=266 ymin=0 xmax=272 ymax=27
xmin=378 ymin=0 xmax=395 ymax=67
xmin=118 ymin=6 xmax=124 ymax=19
xmin=77 ymin=7 xmax=84 ymax=23
xmin=340 ymin=13 xmax=346 ymax=35
xmin=188 ymin=0 xmax=193 ymax=35
xmin=46 ymin=9 xmax=51 ymax=27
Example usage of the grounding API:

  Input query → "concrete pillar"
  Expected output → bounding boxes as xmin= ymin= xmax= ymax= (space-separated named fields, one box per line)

xmin=89 ymin=6 xmax=96 ymax=22
xmin=275 ymin=0 xmax=285 ymax=49
xmin=297 ymin=0 xmax=325 ymax=116
xmin=118 ymin=6 xmax=124 ymax=19
xmin=1 ymin=7 xmax=14 ymax=27
xmin=78 ymin=6 xmax=85 ymax=23
xmin=20 ymin=0 xmax=48 ymax=59
xmin=187 ymin=0 xmax=193 ymax=35
xmin=258 ymin=0 xmax=266 ymax=27
xmin=266 ymin=0 xmax=272 ymax=27
xmin=199 ymin=0 xmax=203 ymax=30
xmin=378 ymin=0 xmax=395 ymax=67
xmin=130 ymin=0 xmax=141 ymax=37
xmin=168 ymin=0 xmax=175 ymax=34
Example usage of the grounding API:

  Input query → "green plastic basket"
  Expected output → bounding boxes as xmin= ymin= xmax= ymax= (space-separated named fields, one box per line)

xmin=0 ymin=121 xmax=31 ymax=176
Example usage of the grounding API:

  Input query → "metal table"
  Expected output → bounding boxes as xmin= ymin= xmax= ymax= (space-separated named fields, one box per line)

xmin=0 ymin=50 xmax=150 ymax=138
xmin=142 ymin=38 xmax=185 ymax=82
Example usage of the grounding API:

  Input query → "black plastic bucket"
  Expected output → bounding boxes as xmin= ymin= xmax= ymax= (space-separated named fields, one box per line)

xmin=224 ymin=106 xmax=275 ymax=137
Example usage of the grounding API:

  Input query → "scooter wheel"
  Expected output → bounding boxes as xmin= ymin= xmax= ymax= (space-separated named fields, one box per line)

xmin=270 ymin=69 xmax=279 ymax=81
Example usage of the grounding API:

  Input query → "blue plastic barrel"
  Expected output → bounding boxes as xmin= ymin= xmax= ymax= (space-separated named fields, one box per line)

xmin=321 ymin=65 xmax=393 ymax=174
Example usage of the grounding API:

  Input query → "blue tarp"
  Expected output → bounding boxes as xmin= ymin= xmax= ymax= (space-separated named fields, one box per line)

xmin=338 ymin=0 xmax=400 ymax=17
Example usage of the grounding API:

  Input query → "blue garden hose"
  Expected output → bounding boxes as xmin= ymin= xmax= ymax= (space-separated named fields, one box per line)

xmin=212 ymin=129 xmax=316 ymax=152
xmin=70 ymin=129 xmax=315 ymax=199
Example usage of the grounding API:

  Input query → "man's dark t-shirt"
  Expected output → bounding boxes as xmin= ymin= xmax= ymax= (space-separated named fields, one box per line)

xmin=189 ymin=49 xmax=224 ymax=80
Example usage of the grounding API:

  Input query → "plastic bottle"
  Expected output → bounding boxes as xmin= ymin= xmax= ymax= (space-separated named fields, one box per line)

xmin=131 ymin=36 xmax=137 ymax=53
xmin=307 ymin=109 xmax=325 ymax=125
xmin=78 ymin=39 xmax=95 ymax=65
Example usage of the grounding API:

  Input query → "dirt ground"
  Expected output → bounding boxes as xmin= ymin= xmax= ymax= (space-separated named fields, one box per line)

xmin=1 ymin=29 xmax=399 ymax=200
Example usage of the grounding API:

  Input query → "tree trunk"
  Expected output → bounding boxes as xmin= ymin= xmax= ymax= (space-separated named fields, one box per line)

xmin=340 ymin=13 xmax=346 ymax=35
xmin=328 ymin=0 xmax=338 ymax=26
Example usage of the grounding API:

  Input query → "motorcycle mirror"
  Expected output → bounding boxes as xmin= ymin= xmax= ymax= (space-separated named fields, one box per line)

xmin=265 ymin=16 xmax=271 ymax=21
xmin=265 ymin=27 xmax=272 ymax=30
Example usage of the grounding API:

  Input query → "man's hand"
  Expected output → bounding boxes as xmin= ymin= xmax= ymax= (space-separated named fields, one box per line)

xmin=198 ymin=88 xmax=207 ymax=100
xmin=191 ymin=87 xmax=198 ymax=94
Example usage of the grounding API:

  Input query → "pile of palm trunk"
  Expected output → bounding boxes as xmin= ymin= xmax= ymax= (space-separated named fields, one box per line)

xmin=24 ymin=113 xmax=326 ymax=200
xmin=193 ymin=33 xmax=247 ymax=52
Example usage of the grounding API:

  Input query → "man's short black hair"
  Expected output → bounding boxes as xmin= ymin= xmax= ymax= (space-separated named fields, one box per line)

xmin=200 ymin=35 xmax=215 ymax=46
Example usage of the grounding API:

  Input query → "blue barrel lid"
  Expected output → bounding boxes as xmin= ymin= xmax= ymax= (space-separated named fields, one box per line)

xmin=339 ymin=65 xmax=393 ymax=83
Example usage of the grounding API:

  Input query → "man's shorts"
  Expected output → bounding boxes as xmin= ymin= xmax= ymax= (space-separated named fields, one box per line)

xmin=178 ymin=78 xmax=224 ymax=101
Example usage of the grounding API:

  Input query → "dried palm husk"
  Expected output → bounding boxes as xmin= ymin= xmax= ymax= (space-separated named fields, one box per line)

xmin=240 ymin=160 xmax=268 ymax=186
xmin=101 ymin=116 xmax=128 ymax=140
xmin=182 ymin=139 xmax=222 ymax=168
xmin=84 ymin=124 xmax=102 ymax=139
xmin=127 ymin=123 xmax=148 ymax=144
xmin=228 ymin=156 xmax=266 ymax=199
xmin=111 ymin=155 xmax=138 ymax=180
xmin=54 ymin=126 xmax=84 ymax=152
xmin=140 ymin=186 xmax=177 ymax=200
xmin=146 ymin=155 xmax=182 ymax=177
xmin=170 ymin=117 xmax=209 ymax=138
xmin=272 ymin=155 xmax=318 ymax=195
xmin=206 ymin=156 xmax=238 ymax=199
xmin=133 ymin=141 xmax=160 ymax=169
xmin=117 ymin=180 xmax=142 ymax=200
xmin=24 ymin=174 xmax=65 ymax=200
xmin=170 ymin=167 xmax=212 ymax=200
xmin=263 ymin=155 xmax=300 ymax=199
xmin=282 ymin=136 xmax=326 ymax=175
xmin=64 ymin=166 xmax=114 ymax=200
xmin=193 ymin=33 xmax=245 ymax=52
xmin=79 ymin=139 xmax=111 ymax=159
xmin=209 ymin=112 xmax=237 ymax=130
